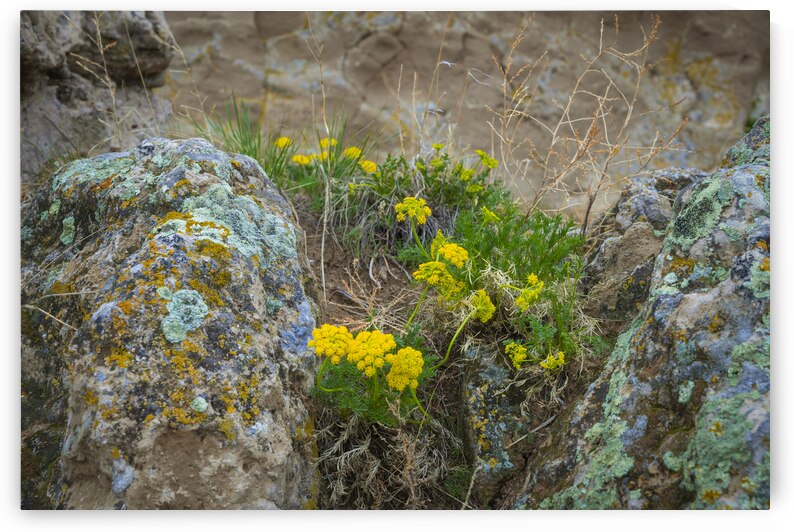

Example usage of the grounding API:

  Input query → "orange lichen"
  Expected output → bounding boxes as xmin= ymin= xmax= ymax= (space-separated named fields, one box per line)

xmin=105 ymin=347 xmax=133 ymax=369
xmin=118 ymin=299 xmax=133 ymax=315
xmin=195 ymin=239 xmax=231 ymax=262
xmin=188 ymin=278 xmax=224 ymax=307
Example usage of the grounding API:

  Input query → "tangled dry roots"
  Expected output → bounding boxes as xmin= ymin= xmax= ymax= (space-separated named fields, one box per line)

xmin=314 ymin=409 xmax=463 ymax=509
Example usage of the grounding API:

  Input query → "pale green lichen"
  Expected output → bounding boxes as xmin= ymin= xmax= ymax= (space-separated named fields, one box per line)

xmin=669 ymin=177 xmax=734 ymax=251
xmin=21 ymin=226 xmax=33 ymax=241
xmin=678 ymin=380 xmax=695 ymax=403
xmin=663 ymin=451 xmax=682 ymax=472
xmin=180 ymin=182 xmax=296 ymax=262
xmin=60 ymin=216 xmax=75 ymax=245
xmin=156 ymin=286 xmax=173 ymax=300
xmin=161 ymin=289 xmax=209 ymax=343
xmin=51 ymin=153 xmax=133 ymax=191
xmin=747 ymin=261 xmax=770 ymax=299
xmin=727 ymin=338 xmax=769 ymax=386
xmin=680 ymin=391 xmax=767 ymax=509
xmin=190 ymin=397 xmax=208 ymax=413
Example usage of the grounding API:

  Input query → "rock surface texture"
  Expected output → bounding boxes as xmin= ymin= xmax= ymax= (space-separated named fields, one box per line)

xmin=584 ymin=167 xmax=708 ymax=336
xmin=21 ymin=138 xmax=318 ymax=509
xmin=21 ymin=11 xmax=174 ymax=191
xmin=512 ymin=117 xmax=770 ymax=509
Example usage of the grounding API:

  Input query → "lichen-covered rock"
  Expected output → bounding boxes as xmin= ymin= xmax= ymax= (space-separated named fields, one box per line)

xmin=584 ymin=167 xmax=707 ymax=336
xmin=513 ymin=117 xmax=770 ymax=509
xmin=21 ymin=137 xmax=318 ymax=509
xmin=461 ymin=345 xmax=531 ymax=507
xmin=21 ymin=11 xmax=174 ymax=189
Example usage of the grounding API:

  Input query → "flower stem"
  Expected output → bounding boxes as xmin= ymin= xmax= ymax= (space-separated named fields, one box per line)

xmin=410 ymin=387 xmax=429 ymax=420
xmin=316 ymin=358 xmax=342 ymax=393
xmin=411 ymin=219 xmax=428 ymax=258
xmin=431 ymin=312 xmax=473 ymax=371
xmin=405 ymin=285 xmax=429 ymax=330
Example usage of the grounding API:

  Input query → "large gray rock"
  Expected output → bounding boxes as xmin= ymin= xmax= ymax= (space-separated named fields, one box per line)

xmin=21 ymin=11 xmax=174 ymax=191
xmin=21 ymin=137 xmax=318 ymax=509
xmin=512 ymin=117 xmax=770 ymax=509
xmin=584 ymin=167 xmax=707 ymax=336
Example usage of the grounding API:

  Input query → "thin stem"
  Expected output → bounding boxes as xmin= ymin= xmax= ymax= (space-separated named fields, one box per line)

xmin=410 ymin=387 xmax=429 ymax=420
xmin=410 ymin=218 xmax=429 ymax=258
xmin=405 ymin=285 xmax=429 ymax=330
xmin=431 ymin=312 xmax=473 ymax=371
xmin=315 ymin=358 xmax=342 ymax=393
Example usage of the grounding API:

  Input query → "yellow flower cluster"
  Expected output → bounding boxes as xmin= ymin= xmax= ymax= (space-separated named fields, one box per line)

xmin=540 ymin=351 xmax=566 ymax=371
xmin=343 ymin=146 xmax=362 ymax=159
xmin=475 ymin=149 xmax=499 ymax=169
xmin=459 ymin=168 xmax=475 ymax=182
xmin=413 ymin=261 xmax=462 ymax=297
xmin=481 ymin=206 xmax=500 ymax=224
xmin=515 ymin=273 xmax=544 ymax=311
xmin=348 ymin=330 xmax=396 ymax=377
xmin=471 ymin=289 xmax=496 ymax=323
xmin=432 ymin=143 xmax=445 ymax=151
xmin=319 ymin=137 xmax=338 ymax=149
xmin=437 ymin=243 xmax=469 ymax=268
xmin=275 ymin=136 xmax=292 ymax=149
xmin=505 ymin=342 xmax=528 ymax=370
xmin=308 ymin=324 xmax=354 ymax=364
xmin=359 ymin=159 xmax=377 ymax=173
xmin=395 ymin=196 xmax=432 ymax=225
xmin=292 ymin=154 xmax=311 ymax=165
xmin=385 ymin=347 xmax=424 ymax=391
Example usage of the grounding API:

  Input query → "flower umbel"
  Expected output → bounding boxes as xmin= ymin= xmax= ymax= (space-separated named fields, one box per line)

xmin=292 ymin=154 xmax=311 ymax=165
xmin=275 ymin=136 xmax=292 ymax=149
xmin=540 ymin=351 xmax=566 ymax=371
xmin=481 ymin=206 xmax=500 ymax=224
xmin=470 ymin=289 xmax=496 ymax=323
xmin=505 ymin=342 xmax=528 ymax=370
xmin=395 ymin=196 xmax=432 ymax=225
xmin=307 ymin=324 xmax=354 ymax=364
xmin=343 ymin=146 xmax=362 ymax=159
xmin=359 ymin=159 xmax=377 ymax=173
xmin=385 ymin=347 xmax=424 ymax=391
xmin=413 ymin=261 xmax=462 ymax=297
xmin=348 ymin=330 xmax=396 ymax=377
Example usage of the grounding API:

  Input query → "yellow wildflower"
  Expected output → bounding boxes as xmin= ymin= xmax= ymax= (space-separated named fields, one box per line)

xmin=430 ymin=158 xmax=445 ymax=169
xmin=292 ymin=154 xmax=311 ymax=165
xmin=343 ymin=146 xmax=362 ymax=159
xmin=385 ymin=347 xmax=424 ymax=391
xmin=475 ymin=149 xmax=498 ymax=169
xmin=481 ymin=206 xmax=500 ymax=223
xmin=437 ymin=242 xmax=469 ymax=268
xmin=275 ymin=136 xmax=292 ymax=149
xmin=359 ymin=159 xmax=377 ymax=173
xmin=505 ymin=342 xmax=528 ymax=370
xmin=319 ymin=137 xmax=337 ymax=149
xmin=466 ymin=183 xmax=484 ymax=194
xmin=432 ymin=143 xmax=445 ymax=151
xmin=413 ymin=260 xmax=461 ymax=295
xmin=395 ymin=196 xmax=432 ymax=225
xmin=348 ymin=330 xmax=396 ymax=378
xmin=459 ymin=168 xmax=475 ymax=182
xmin=515 ymin=276 xmax=543 ymax=311
xmin=471 ymin=289 xmax=496 ymax=323
xmin=307 ymin=324 xmax=354 ymax=364
xmin=540 ymin=351 xmax=566 ymax=371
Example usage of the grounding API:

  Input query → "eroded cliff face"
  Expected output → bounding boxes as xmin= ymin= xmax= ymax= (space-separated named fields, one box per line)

xmin=510 ymin=117 xmax=769 ymax=510
xmin=163 ymin=11 xmax=768 ymax=215
xmin=21 ymin=11 xmax=174 ymax=194
xmin=21 ymin=137 xmax=318 ymax=509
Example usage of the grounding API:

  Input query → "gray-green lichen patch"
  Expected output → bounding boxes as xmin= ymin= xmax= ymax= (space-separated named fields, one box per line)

xmin=680 ymin=391 xmax=769 ymax=509
xmin=669 ymin=176 xmax=734 ymax=252
xmin=180 ymin=182 xmax=297 ymax=262
xmin=747 ymin=260 xmax=770 ymax=299
xmin=59 ymin=216 xmax=75 ymax=245
xmin=51 ymin=152 xmax=134 ymax=191
xmin=161 ymin=289 xmax=209 ymax=343
xmin=190 ymin=396 xmax=208 ymax=413
xmin=678 ymin=380 xmax=695 ymax=403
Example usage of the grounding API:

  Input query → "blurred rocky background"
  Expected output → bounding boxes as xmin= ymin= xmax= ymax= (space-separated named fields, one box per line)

xmin=161 ymin=11 xmax=769 ymax=215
